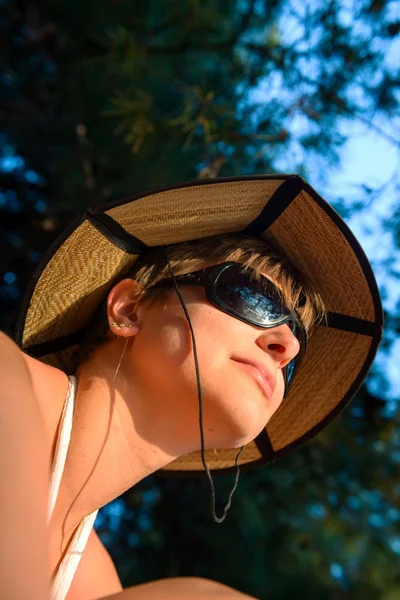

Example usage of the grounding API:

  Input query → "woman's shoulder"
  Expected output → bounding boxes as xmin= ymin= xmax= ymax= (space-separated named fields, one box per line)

xmin=20 ymin=345 xmax=71 ymax=459
xmin=0 ymin=330 xmax=63 ymax=391
xmin=22 ymin=350 xmax=66 ymax=397
xmin=0 ymin=331 xmax=68 ymax=452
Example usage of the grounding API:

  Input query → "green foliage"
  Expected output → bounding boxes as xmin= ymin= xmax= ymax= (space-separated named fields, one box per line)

xmin=1 ymin=0 xmax=399 ymax=598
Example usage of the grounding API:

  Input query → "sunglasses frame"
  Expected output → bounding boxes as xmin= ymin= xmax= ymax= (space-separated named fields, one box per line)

xmin=151 ymin=261 xmax=307 ymax=396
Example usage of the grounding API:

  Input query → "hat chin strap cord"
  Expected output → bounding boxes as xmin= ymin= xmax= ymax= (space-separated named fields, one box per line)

xmin=164 ymin=254 xmax=244 ymax=524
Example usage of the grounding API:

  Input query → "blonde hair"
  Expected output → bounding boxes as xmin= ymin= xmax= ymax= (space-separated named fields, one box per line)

xmin=73 ymin=233 xmax=327 ymax=371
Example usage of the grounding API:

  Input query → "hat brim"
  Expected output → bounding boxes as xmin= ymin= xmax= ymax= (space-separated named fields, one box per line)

xmin=16 ymin=175 xmax=383 ymax=476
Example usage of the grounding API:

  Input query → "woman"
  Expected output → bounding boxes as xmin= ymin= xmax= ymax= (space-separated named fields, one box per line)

xmin=1 ymin=175 xmax=383 ymax=600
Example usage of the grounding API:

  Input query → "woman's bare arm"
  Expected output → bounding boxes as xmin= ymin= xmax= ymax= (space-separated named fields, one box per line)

xmin=0 ymin=332 xmax=51 ymax=600
xmin=99 ymin=576 xmax=259 ymax=599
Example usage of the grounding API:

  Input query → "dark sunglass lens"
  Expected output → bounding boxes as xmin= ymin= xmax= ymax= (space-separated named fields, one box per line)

xmin=215 ymin=267 xmax=290 ymax=325
xmin=283 ymin=324 xmax=306 ymax=396
xmin=285 ymin=359 xmax=296 ymax=386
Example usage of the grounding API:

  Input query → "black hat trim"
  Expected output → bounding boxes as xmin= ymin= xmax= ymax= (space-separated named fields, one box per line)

xmin=15 ymin=211 xmax=87 ymax=348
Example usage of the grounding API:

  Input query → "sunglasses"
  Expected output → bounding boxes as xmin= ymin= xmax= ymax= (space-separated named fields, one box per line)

xmin=152 ymin=261 xmax=306 ymax=396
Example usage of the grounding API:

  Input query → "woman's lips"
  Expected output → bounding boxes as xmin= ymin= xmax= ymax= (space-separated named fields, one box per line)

xmin=232 ymin=358 xmax=276 ymax=399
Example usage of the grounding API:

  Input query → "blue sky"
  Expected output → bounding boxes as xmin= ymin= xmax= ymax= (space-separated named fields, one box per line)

xmin=316 ymin=115 xmax=400 ymax=404
xmin=269 ymin=0 xmax=400 ymax=403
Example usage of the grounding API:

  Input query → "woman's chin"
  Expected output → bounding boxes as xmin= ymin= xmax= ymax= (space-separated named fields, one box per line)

xmin=231 ymin=403 xmax=270 ymax=445
xmin=229 ymin=426 xmax=265 ymax=449
xmin=199 ymin=387 xmax=272 ymax=449
xmin=211 ymin=414 xmax=269 ymax=450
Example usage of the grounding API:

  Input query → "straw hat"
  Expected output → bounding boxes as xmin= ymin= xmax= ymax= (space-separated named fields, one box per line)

xmin=16 ymin=175 xmax=383 ymax=476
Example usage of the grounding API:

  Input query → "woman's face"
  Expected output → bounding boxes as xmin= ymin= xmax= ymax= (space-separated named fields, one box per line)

xmin=108 ymin=259 xmax=300 ymax=454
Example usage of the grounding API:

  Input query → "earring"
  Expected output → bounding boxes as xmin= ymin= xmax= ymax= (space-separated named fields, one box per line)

xmin=111 ymin=322 xmax=134 ymax=382
xmin=112 ymin=338 xmax=129 ymax=382
xmin=213 ymin=448 xmax=221 ymax=464
xmin=111 ymin=321 xmax=135 ymax=328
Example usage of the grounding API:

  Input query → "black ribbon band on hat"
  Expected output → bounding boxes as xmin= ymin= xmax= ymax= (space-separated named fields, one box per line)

xmin=254 ymin=429 xmax=275 ymax=464
xmin=86 ymin=209 xmax=146 ymax=254
xmin=324 ymin=312 xmax=376 ymax=336
xmin=242 ymin=176 xmax=304 ymax=235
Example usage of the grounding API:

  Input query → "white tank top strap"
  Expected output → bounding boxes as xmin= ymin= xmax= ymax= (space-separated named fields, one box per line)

xmin=48 ymin=375 xmax=77 ymax=523
xmin=50 ymin=511 xmax=98 ymax=600
xmin=48 ymin=375 xmax=99 ymax=600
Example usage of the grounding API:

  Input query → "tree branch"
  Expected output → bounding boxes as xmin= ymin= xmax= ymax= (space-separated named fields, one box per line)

xmin=145 ymin=0 xmax=256 ymax=54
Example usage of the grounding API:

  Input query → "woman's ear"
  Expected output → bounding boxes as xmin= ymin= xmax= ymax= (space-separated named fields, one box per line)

xmin=107 ymin=278 xmax=145 ymax=337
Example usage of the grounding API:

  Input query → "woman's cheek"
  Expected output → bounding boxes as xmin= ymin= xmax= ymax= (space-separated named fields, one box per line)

xmin=271 ymin=372 xmax=285 ymax=415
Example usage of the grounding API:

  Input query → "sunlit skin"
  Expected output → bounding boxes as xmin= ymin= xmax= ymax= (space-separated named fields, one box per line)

xmin=46 ymin=258 xmax=300 ymax=552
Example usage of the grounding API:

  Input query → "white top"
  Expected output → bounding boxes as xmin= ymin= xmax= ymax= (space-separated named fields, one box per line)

xmin=48 ymin=375 xmax=99 ymax=600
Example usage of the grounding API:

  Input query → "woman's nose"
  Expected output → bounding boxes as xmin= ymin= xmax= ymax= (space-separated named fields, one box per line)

xmin=256 ymin=323 xmax=300 ymax=369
